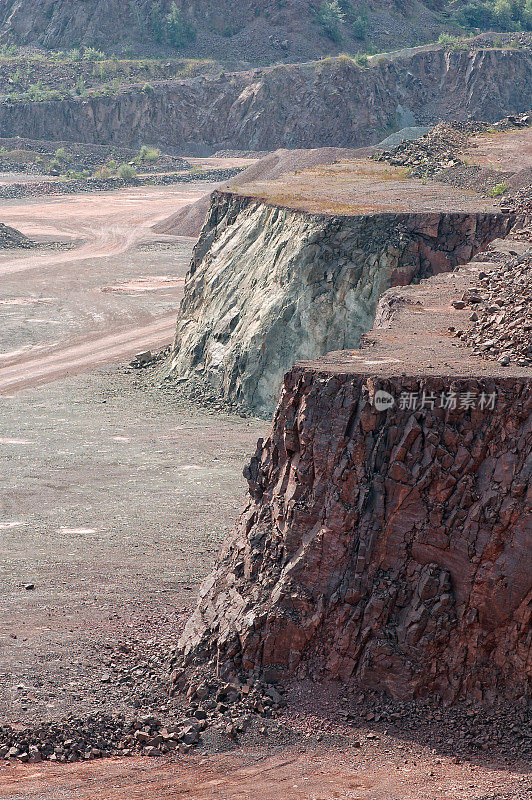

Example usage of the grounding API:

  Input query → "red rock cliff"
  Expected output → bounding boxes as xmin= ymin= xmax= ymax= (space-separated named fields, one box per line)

xmin=176 ymin=368 xmax=532 ymax=703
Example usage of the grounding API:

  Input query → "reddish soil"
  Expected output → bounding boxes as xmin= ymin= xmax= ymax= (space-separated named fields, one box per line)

xmin=0 ymin=176 xmax=529 ymax=799
xmin=466 ymin=129 xmax=532 ymax=173
xmin=1 ymin=747 xmax=529 ymax=800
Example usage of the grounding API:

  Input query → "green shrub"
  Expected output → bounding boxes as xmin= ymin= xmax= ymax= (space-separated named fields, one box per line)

xmin=488 ymin=181 xmax=509 ymax=196
xmin=316 ymin=0 xmax=345 ymax=41
xmin=148 ymin=1 xmax=196 ymax=47
xmin=0 ymin=44 xmax=19 ymax=57
xmin=451 ymin=0 xmax=532 ymax=30
xmin=352 ymin=13 xmax=368 ymax=39
xmin=438 ymin=32 xmax=457 ymax=46
xmin=83 ymin=47 xmax=106 ymax=61
xmin=139 ymin=145 xmax=159 ymax=162
xmin=141 ymin=82 xmax=154 ymax=93
xmin=93 ymin=165 xmax=112 ymax=179
xmin=165 ymin=2 xmax=197 ymax=47
xmin=354 ymin=51 xmax=369 ymax=67
xmin=117 ymin=163 xmax=137 ymax=181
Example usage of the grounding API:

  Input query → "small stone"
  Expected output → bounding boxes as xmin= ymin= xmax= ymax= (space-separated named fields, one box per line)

xmin=28 ymin=746 xmax=41 ymax=764
xmin=24 ymin=583 xmax=35 ymax=591
xmin=451 ymin=300 xmax=466 ymax=309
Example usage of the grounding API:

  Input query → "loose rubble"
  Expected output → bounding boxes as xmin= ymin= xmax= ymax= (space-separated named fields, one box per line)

xmin=0 ymin=222 xmax=34 ymax=248
xmin=0 ymin=674 xmax=287 ymax=763
xmin=450 ymin=251 xmax=532 ymax=367
xmin=0 ymin=168 xmax=242 ymax=201
xmin=374 ymin=114 xmax=531 ymax=178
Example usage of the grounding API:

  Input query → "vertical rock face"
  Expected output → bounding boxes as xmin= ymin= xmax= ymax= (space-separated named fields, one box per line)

xmin=176 ymin=369 xmax=532 ymax=703
xmin=0 ymin=49 xmax=529 ymax=149
xmin=169 ymin=191 xmax=512 ymax=416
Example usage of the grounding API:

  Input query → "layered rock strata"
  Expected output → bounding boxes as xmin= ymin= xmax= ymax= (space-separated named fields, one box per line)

xmin=174 ymin=248 xmax=532 ymax=704
xmin=169 ymin=189 xmax=513 ymax=416
xmin=0 ymin=48 xmax=530 ymax=150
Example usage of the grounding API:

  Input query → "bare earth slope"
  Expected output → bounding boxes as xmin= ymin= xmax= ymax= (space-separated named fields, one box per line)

xmin=154 ymin=147 xmax=366 ymax=238
xmin=0 ymin=0 xmax=456 ymax=62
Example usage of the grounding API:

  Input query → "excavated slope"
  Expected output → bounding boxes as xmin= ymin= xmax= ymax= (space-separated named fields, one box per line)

xmin=174 ymin=252 xmax=532 ymax=704
xmin=0 ymin=0 xmax=448 ymax=61
xmin=0 ymin=48 xmax=530 ymax=151
xmin=169 ymin=168 xmax=513 ymax=416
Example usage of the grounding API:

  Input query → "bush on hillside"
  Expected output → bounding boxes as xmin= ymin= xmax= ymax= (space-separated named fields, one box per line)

xmin=149 ymin=1 xmax=197 ymax=47
xmin=139 ymin=145 xmax=159 ymax=162
xmin=452 ymin=0 xmax=532 ymax=30
xmin=117 ymin=163 xmax=137 ymax=181
xmin=316 ymin=0 xmax=345 ymax=41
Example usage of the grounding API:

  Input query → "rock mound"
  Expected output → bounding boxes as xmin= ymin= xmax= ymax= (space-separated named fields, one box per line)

xmin=0 ymin=222 xmax=33 ymax=248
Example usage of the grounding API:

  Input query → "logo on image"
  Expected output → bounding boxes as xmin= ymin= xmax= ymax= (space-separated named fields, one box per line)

xmin=374 ymin=390 xmax=395 ymax=411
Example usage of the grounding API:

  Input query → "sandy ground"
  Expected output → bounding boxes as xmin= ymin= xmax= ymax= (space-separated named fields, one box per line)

xmin=466 ymin=129 xmax=532 ymax=173
xmin=0 ymin=369 xmax=264 ymax=723
xmin=1 ymin=746 xmax=529 ymax=800
xmin=0 ymin=183 xmax=222 ymax=393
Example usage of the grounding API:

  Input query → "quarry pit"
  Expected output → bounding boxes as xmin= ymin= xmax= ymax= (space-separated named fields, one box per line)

xmin=0 ymin=111 xmax=530 ymax=797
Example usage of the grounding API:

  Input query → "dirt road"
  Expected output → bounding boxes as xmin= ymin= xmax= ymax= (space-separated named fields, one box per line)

xmin=0 ymin=313 xmax=178 ymax=393
xmin=0 ymin=183 xmax=216 ymax=393
xmin=0 ymin=746 xmax=529 ymax=800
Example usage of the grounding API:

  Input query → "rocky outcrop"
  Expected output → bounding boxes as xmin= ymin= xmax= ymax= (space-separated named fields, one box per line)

xmin=0 ymin=0 xmax=482 ymax=62
xmin=0 ymin=48 xmax=530 ymax=151
xmin=175 ymin=368 xmax=532 ymax=703
xmin=169 ymin=190 xmax=513 ymax=416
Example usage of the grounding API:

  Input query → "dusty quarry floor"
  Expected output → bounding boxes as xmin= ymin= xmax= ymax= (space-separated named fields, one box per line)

xmin=0 ymin=170 xmax=530 ymax=798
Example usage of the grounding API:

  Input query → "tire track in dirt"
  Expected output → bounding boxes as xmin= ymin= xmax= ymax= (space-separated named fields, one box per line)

xmin=0 ymin=186 xmax=214 ymax=393
xmin=0 ymin=313 xmax=176 ymax=394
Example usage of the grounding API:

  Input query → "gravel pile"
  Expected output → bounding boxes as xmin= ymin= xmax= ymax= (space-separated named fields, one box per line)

xmin=373 ymin=122 xmax=474 ymax=177
xmin=0 ymin=221 xmax=34 ymax=248
xmin=450 ymin=252 xmax=532 ymax=367
xmin=509 ymin=184 xmax=532 ymax=237
xmin=336 ymin=690 xmax=532 ymax=763
xmin=0 ymin=713 xmax=203 ymax=763
xmin=0 ymin=675 xmax=285 ymax=763
xmin=374 ymin=115 xmax=531 ymax=178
